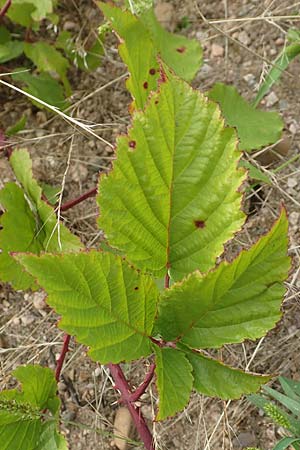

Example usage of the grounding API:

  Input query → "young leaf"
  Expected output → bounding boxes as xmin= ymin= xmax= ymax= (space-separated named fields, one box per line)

xmin=155 ymin=210 xmax=289 ymax=347
xmin=184 ymin=349 xmax=270 ymax=399
xmin=98 ymin=71 xmax=246 ymax=281
xmin=99 ymin=2 xmax=202 ymax=109
xmin=12 ymin=71 xmax=69 ymax=110
xmin=0 ymin=149 xmax=82 ymax=290
xmin=139 ymin=8 xmax=202 ymax=82
xmin=15 ymin=251 xmax=158 ymax=364
xmin=0 ymin=365 xmax=66 ymax=450
xmin=154 ymin=346 xmax=193 ymax=420
xmin=239 ymin=160 xmax=272 ymax=185
xmin=24 ymin=42 xmax=71 ymax=95
xmin=99 ymin=2 xmax=159 ymax=110
xmin=208 ymin=83 xmax=283 ymax=151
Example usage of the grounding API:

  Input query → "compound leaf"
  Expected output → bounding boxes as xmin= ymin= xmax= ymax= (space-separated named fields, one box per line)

xmin=0 ymin=149 xmax=82 ymax=290
xmin=154 ymin=346 xmax=193 ymax=420
xmin=99 ymin=2 xmax=202 ymax=109
xmin=184 ymin=349 xmax=270 ymax=399
xmin=0 ymin=365 xmax=65 ymax=450
xmin=208 ymin=83 xmax=283 ymax=151
xmin=15 ymin=251 xmax=158 ymax=364
xmin=155 ymin=210 xmax=289 ymax=347
xmin=97 ymin=71 xmax=245 ymax=281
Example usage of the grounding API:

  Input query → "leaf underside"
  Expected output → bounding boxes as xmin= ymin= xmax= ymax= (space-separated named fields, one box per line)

xmin=15 ymin=251 xmax=158 ymax=364
xmin=98 ymin=71 xmax=246 ymax=281
xmin=0 ymin=149 xmax=82 ymax=290
xmin=208 ymin=83 xmax=283 ymax=152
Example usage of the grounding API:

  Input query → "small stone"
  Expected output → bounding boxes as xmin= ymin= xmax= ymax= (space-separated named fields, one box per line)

xmin=32 ymin=291 xmax=47 ymax=310
xmin=211 ymin=43 xmax=224 ymax=58
xmin=12 ymin=317 xmax=21 ymax=326
xmin=279 ymin=99 xmax=288 ymax=110
xmin=289 ymin=211 xmax=300 ymax=227
xmin=270 ymin=48 xmax=277 ymax=56
xmin=265 ymin=92 xmax=279 ymax=107
xmin=238 ymin=30 xmax=251 ymax=46
xmin=243 ymin=73 xmax=256 ymax=87
xmin=154 ymin=2 xmax=175 ymax=31
xmin=94 ymin=367 xmax=102 ymax=377
xmin=287 ymin=177 xmax=297 ymax=189
xmin=21 ymin=313 xmax=35 ymax=326
xmin=63 ymin=21 xmax=77 ymax=31
xmin=233 ymin=431 xmax=256 ymax=448
xmin=275 ymin=37 xmax=284 ymax=46
xmin=36 ymin=111 xmax=47 ymax=124
xmin=289 ymin=122 xmax=298 ymax=134
xmin=58 ymin=381 xmax=67 ymax=392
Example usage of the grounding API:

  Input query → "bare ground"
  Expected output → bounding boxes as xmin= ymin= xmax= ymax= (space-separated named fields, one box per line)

xmin=1 ymin=1 xmax=300 ymax=449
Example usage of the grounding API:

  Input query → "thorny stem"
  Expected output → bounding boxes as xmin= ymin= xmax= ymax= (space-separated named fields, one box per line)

xmin=60 ymin=187 xmax=97 ymax=211
xmin=108 ymin=363 xmax=155 ymax=450
xmin=128 ymin=363 xmax=156 ymax=403
xmin=0 ymin=0 xmax=11 ymax=17
xmin=55 ymin=334 xmax=71 ymax=382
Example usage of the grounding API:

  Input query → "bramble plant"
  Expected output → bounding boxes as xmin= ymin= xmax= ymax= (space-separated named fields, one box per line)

xmin=0 ymin=0 xmax=103 ymax=109
xmin=0 ymin=2 xmax=292 ymax=449
xmin=249 ymin=377 xmax=300 ymax=450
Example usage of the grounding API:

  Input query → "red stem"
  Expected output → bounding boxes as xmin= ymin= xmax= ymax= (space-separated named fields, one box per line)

xmin=0 ymin=0 xmax=11 ymax=17
xmin=60 ymin=187 xmax=97 ymax=211
xmin=128 ymin=363 xmax=155 ymax=403
xmin=55 ymin=334 xmax=71 ymax=382
xmin=108 ymin=363 xmax=154 ymax=450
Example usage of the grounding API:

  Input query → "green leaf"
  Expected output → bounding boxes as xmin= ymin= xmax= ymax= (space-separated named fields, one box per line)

xmin=273 ymin=437 xmax=300 ymax=450
xmin=253 ymin=42 xmax=300 ymax=107
xmin=24 ymin=42 xmax=71 ymax=95
xmin=0 ymin=0 xmax=55 ymax=26
xmin=0 ymin=41 xmax=23 ymax=63
xmin=208 ymin=83 xmax=283 ymax=151
xmin=0 ymin=26 xmax=10 ymax=44
xmin=139 ymin=8 xmax=202 ymax=82
xmin=37 ymin=422 xmax=68 ymax=450
xmin=6 ymin=115 xmax=27 ymax=136
xmin=41 ymin=183 xmax=60 ymax=206
xmin=184 ymin=349 xmax=270 ymax=399
xmin=0 ymin=149 xmax=82 ymax=290
xmin=154 ymin=346 xmax=193 ymax=420
xmin=263 ymin=386 xmax=300 ymax=417
xmin=99 ymin=3 xmax=159 ymax=110
xmin=0 ymin=365 xmax=64 ymax=450
xmin=97 ymin=71 xmax=245 ymax=281
xmin=99 ymin=3 xmax=202 ymax=109
xmin=155 ymin=210 xmax=289 ymax=346
xmin=15 ymin=251 xmax=158 ymax=364
xmin=279 ymin=377 xmax=300 ymax=400
xmin=12 ymin=71 xmax=69 ymax=110
xmin=239 ymin=160 xmax=272 ymax=185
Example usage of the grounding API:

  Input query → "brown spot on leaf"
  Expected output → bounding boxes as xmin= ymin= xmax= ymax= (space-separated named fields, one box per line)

xmin=155 ymin=100 xmax=159 ymax=105
xmin=134 ymin=286 xmax=139 ymax=291
xmin=143 ymin=81 xmax=148 ymax=89
xmin=129 ymin=140 xmax=136 ymax=149
xmin=194 ymin=220 xmax=205 ymax=229
xmin=149 ymin=68 xmax=156 ymax=75
xmin=176 ymin=46 xmax=186 ymax=53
